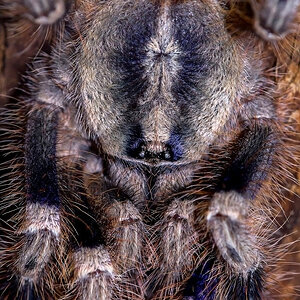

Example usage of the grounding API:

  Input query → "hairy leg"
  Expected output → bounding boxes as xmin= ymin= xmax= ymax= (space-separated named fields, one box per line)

xmin=23 ymin=0 xmax=67 ymax=24
xmin=251 ymin=0 xmax=300 ymax=40
xmin=18 ymin=108 xmax=61 ymax=298
xmin=151 ymin=199 xmax=199 ymax=299
xmin=0 ymin=105 xmax=63 ymax=299
xmin=66 ymin=246 xmax=116 ymax=300
xmin=207 ymin=123 xmax=276 ymax=299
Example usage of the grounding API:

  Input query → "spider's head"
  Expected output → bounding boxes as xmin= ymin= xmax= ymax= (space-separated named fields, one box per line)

xmin=76 ymin=0 xmax=246 ymax=165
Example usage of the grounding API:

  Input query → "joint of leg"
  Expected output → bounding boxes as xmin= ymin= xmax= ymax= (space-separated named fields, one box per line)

xmin=73 ymin=247 xmax=115 ymax=281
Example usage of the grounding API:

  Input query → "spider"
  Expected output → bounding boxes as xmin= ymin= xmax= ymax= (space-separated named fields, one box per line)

xmin=0 ymin=0 xmax=299 ymax=299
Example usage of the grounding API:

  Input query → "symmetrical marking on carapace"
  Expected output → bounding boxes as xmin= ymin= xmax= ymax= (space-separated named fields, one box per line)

xmin=142 ymin=3 xmax=181 ymax=99
xmin=79 ymin=0 xmax=244 ymax=163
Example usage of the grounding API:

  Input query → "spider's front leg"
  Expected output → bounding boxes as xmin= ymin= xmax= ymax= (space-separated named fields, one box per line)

xmin=207 ymin=122 xmax=277 ymax=299
xmin=251 ymin=0 xmax=300 ymax=40
xmin=15 ymin=107 xmax=62 ymax=298
xmin=22 ymin=0 xmax=67 ymax=24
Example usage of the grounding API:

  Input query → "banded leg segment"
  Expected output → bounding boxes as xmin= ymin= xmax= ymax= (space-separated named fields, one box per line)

xmin=207 ymin=124 xmax=276 ymax=299
xmin=25 ymin=108 xmax=60 ymax=208
xmin=23 ymin=0 xmax=67 ymax=24
xmin=251 ymin=0 xmax=300 ymax=40
xmin=17 ymin=107 xmax=61 ymax=297
xmin=153 ymin=200 xmax=199 ymax=299
xmin=68 ymin=247 xmax=116 ymax=300
xmin=218 ymin=125 xmax=275 ymax=199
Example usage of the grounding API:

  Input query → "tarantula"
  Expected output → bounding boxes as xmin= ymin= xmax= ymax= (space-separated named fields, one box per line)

xmin=0 ymin=0 xmax=299 ymax=299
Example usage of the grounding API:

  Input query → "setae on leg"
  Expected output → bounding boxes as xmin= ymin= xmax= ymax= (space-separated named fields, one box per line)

xmin=16 ymin=107 xmax=61 ymax=299
xmin=207 ymin=123 xmax=276 ymax=299
xmin=251 ymin=0 xmax=300 ymax=40
xmin=23 ymin=0 xmax=66 ymax=24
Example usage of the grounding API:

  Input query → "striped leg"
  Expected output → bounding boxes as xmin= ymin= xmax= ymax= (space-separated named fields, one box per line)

xmin=23 ymin=0 xmax=66 ymax=24
xmin=207 ymin=124 xmax=276 ymax=299
xmin=153 ymin=200 xmax=199 ymax=299
xmin=67 ymin=247 xmax=116 ymax=300
xmin=251 ymin=0 xmax=300 ymax=40
xmin=65 ymin=200 xmax=146 ymax=300
xmin=15 ymin=107 xmax=61 ymax=299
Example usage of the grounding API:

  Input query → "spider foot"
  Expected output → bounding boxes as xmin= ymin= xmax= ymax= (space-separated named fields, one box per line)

xmin=23 ymin=0 xmax=66 ymax=24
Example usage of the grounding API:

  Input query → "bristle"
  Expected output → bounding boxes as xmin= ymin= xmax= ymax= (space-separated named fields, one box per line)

xmin=0 ymin=1 xmax=299 ymax=299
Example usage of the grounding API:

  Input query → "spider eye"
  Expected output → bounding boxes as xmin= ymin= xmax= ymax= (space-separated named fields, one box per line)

xmin=126 ymin=126 xmax=183 ymax=162
xmin=127 ymin=140 xmax=181 ymax=162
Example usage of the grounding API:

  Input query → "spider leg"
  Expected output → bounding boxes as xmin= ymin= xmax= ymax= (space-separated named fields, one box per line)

xmin=23 ymin=0 xmax=66 ymax=24
xmin=64 ymin=173 xmax=146 ymax=300
xmin=66 ymin=246 xmax=115 ymax=300
xmin=65 ymin=202 xmax=145 ymax=300
xmin=207 ymin=123 xmax=276 ymax=299
xmin=152 ymin=199 xmax=199 ymax=299
xmin=10 ymin=108 xmax=61 ymax=299
xmin=251 ymin=0 xmax=300 ymax=40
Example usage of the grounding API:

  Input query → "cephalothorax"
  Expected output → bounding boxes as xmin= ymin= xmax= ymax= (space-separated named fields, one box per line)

xmin=0 ymin=0 xmax=299 ymax=299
